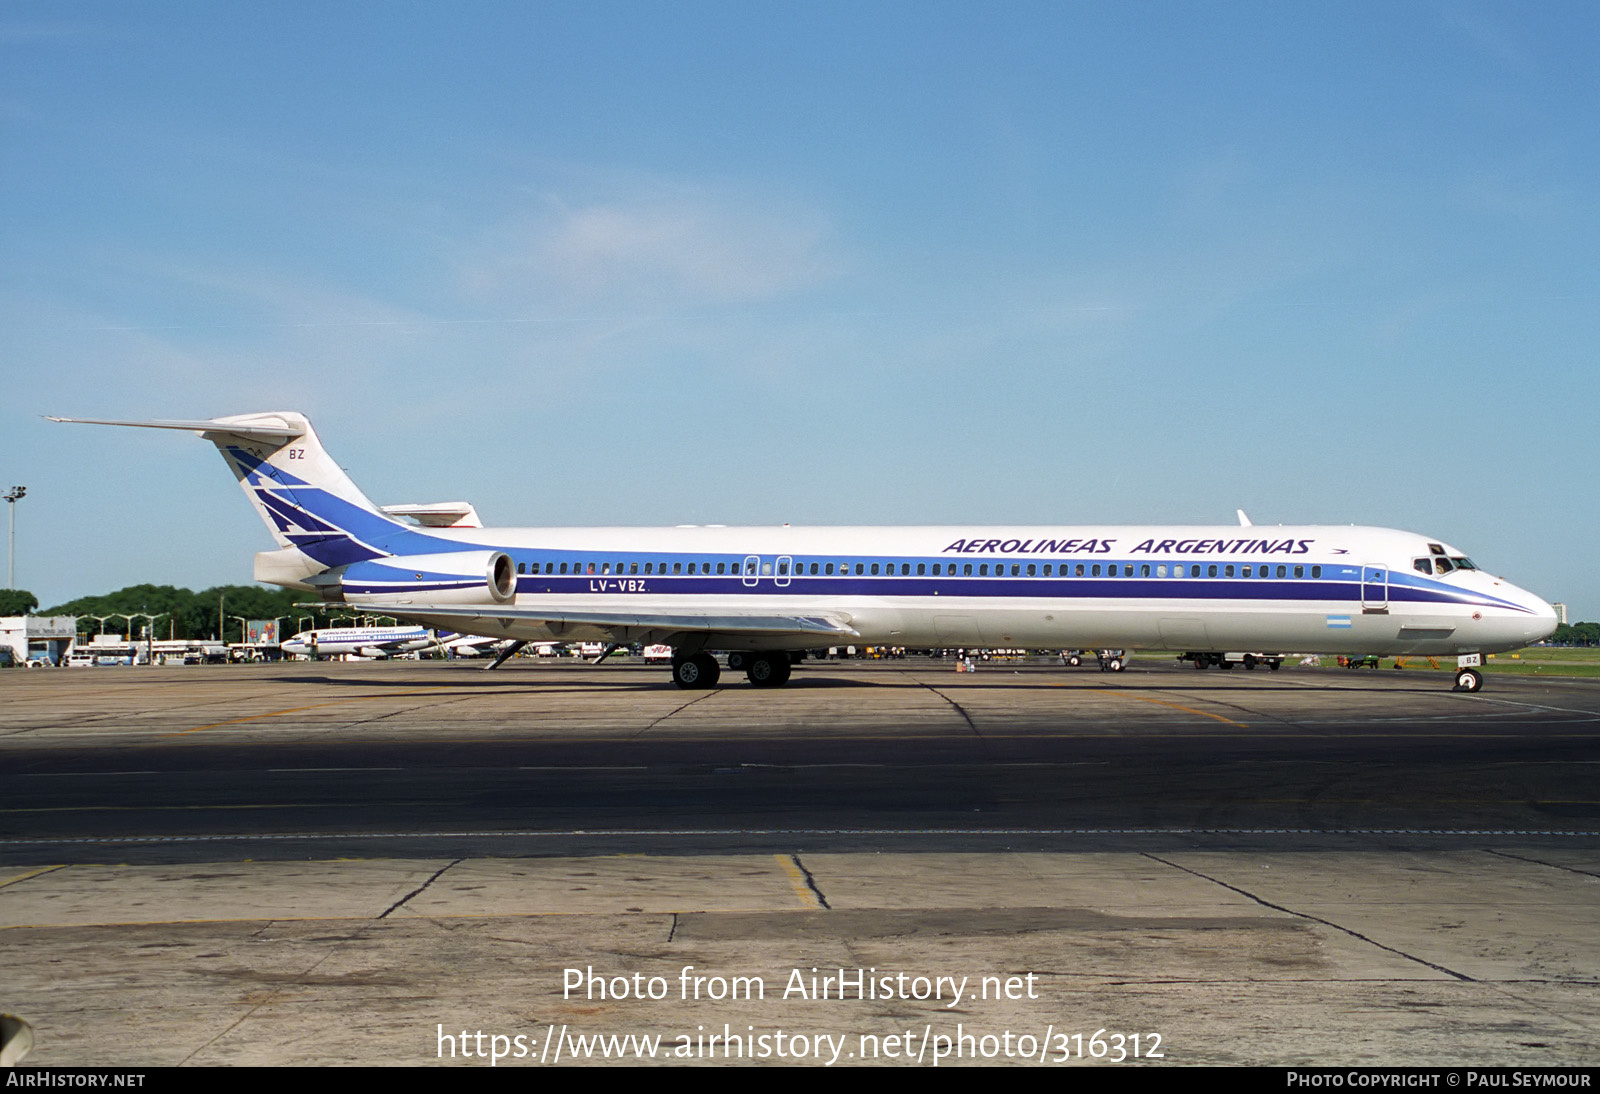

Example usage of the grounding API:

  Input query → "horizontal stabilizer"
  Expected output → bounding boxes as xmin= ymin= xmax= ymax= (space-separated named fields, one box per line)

xmin=48 ymin=414 xmax=306 ymax=443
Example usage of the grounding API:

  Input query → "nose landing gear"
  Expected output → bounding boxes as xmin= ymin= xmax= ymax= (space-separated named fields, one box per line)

xmin=1453 ymin=654 xmax=1484 ymax=693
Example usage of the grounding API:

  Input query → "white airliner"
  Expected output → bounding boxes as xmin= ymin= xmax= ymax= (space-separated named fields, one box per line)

xmin=279 ymin=625 xmax=436 ymax=659
xmin=53 ymin=412 xmax=1558 ymax=693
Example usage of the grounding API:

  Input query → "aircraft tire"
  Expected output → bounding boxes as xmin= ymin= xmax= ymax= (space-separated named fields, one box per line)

xmin=1453 ymin=667 xmax=1484 ymax=694
xmin=1108 ymin=656 xmax=1124 ymax=672
xmin=672 ymin=653 xmax=721 ymax=690
xmin=746 ymin=654 xmax=791 ymax=688
xmin=1067 ymin=654 xmax=1081 ymax=667
xmin=727 ymin=651 xmax=748 ymax=670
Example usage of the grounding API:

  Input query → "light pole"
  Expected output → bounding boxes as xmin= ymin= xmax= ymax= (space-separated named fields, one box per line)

xmin=111 ymin=613 xmax=145 ymax=663
xmin=229 ymin=615 xmax=250 ymax=661
xmin=4 ymin=486 xmax=24 ymax=589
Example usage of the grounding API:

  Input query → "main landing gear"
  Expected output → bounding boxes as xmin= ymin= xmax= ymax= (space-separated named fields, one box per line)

xmin=671 ymin=651 xmax=793 ymax=689
xmin=742 ymin=652 xmax=791 ymax=688
xmin=671 ymin=652 xmax=720 ymax=690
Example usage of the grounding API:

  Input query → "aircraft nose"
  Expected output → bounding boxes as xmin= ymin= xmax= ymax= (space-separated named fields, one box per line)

xmin=1495 ymin=585 xmax=1560 ymax=647
xmin=1524 ymin=596 xmax=1560 ymax=644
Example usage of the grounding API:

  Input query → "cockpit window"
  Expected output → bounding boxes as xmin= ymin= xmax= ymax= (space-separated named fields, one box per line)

xmin=1413 ymin=558 xmax=1433 ymax=575
xmin=1451 ymin=557 xmax=1476 ymax=571
xmin=1428 ymin=543 xmax=1446 ymax=556
xmin=1435 ymin=557 xmax=1454 ymax=575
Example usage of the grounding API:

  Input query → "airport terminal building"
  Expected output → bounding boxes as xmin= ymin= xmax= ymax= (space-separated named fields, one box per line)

xmin=0 ymin=616 xmax=78 ymax=667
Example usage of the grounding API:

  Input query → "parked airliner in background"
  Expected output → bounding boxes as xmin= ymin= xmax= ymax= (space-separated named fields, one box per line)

xmin=53 ymin=412 xmax=1558 ymax=693
xmin=279 ymin=624 xmax=436 ymax=659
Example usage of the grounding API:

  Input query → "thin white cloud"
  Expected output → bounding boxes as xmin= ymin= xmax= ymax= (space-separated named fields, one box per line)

xmin=461 ymin=187 xmax=837 ymax=313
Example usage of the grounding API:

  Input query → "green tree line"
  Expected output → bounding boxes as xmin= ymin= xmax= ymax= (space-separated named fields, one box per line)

xmin=23 ymin=585 xmax=338 ymax=641
xmin=1551 ymin=622 xmax=1600 ymax=646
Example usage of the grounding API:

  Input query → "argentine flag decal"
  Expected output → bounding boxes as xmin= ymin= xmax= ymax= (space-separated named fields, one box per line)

xmin=1326 ymin=615 xmax=1353 ymax=629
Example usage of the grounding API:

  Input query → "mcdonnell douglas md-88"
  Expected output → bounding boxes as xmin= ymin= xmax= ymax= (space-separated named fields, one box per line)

xmin=53 ymin=412 xmax=1557 ymax=693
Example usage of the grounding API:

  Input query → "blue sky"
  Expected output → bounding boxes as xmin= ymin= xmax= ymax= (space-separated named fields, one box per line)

xmin=3 ymin=1 xmax=1595 ymax=617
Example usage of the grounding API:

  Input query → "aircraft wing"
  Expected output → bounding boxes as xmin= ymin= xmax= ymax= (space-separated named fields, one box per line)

xmin=304 ymin=601 xmax=859 ymax=645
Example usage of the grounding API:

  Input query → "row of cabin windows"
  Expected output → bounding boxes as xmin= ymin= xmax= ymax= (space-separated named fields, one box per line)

xmin=515 ymin=559 xmax=1327 ymax=580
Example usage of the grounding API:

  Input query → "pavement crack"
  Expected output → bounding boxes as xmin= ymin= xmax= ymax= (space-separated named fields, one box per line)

xmin=1486 ymin=848 xmax=1600 ymax=880
xmin=906 ymin=675 xmax=988 ymax=747
xmin=790 ymin=853 xmax=831 ymax=909
xmin=181 ymin=920 xmax=386 ymax=1065
xmin=1142 ymin=853 xmax=1476 ymax=983
xmin=378 ymin=858 xmax=462 ymax=919
xmin=667 ymin=912 xmax=679 ymax=943
xmin=632 ymin=690 xmax=721 ymax=738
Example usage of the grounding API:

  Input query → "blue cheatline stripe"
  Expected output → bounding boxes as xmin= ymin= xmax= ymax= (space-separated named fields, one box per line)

xmin=472 ymin=570 xmax=1527 ymax=613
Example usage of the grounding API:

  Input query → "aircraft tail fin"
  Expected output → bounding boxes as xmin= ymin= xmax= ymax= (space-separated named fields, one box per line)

xmin=49 ymin=412 xmax=419 ymax=571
